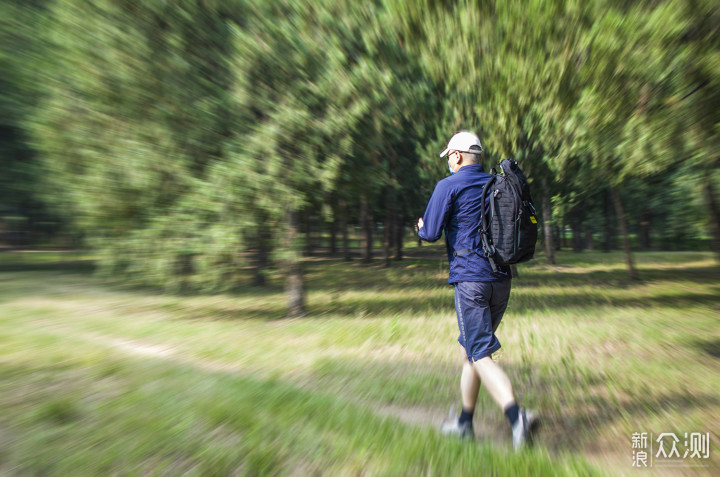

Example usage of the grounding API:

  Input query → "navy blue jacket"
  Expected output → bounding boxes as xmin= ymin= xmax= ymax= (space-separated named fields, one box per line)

xmin=418 ymin=163 xmax=511 ymax=284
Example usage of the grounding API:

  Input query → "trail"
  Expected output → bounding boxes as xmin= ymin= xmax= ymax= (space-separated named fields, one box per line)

xmin=30 ymin=325 xmax=681 ymax=474
xmin=92 ymin=333 xmax=681 ymax=474
xmin=80 ymin=331 xmax=512 ymax=447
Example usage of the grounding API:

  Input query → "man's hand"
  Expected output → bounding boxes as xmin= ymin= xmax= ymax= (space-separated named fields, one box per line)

xmin=417 ymin=217 xmax=424 ymax=230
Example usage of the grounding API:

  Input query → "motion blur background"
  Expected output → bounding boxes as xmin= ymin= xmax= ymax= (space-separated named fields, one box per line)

xmin=1 ymin=0 xmax=718 ymax=475
xmin=2 ymin=0 xmax=719 ymax=296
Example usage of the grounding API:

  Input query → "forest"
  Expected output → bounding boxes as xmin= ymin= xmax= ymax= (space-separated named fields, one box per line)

xmin=2 ymin=0 xmax=719 ymax=316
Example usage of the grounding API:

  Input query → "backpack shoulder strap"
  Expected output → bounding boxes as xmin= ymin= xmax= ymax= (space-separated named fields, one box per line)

xmin=480 ymin=174 xmax=498 ymax=272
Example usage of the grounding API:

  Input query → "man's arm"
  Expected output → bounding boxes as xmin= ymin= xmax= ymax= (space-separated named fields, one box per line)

xmin=418 ymin=182 xmax=452 ymax=242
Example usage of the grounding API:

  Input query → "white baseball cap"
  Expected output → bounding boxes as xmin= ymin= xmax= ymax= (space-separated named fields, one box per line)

xmin=439 ymin=131 xmax=483 ymax=157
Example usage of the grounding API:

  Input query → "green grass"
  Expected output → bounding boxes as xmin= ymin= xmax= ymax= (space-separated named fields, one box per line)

xmin=1 ymin=247 xmax=718 ymax=475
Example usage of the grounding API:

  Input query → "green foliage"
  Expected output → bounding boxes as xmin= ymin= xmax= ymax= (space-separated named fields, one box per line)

xmin=0 ymin=0 xmax=56 ymax=238
xmin=25 ymin=1 xmax=239 ymax=288
xmin=3 ymin=0 xmax=719 ymax=293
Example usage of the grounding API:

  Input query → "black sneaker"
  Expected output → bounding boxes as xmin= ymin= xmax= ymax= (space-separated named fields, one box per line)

xmin=512 ymin=407 xmax=538 ymax=451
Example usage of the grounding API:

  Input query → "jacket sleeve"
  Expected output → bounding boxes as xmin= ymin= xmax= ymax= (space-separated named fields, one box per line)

xmin=418 ymin=181 xmax=452 ymax=243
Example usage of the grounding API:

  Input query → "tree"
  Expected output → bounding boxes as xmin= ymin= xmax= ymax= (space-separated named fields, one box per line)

xmin=0 ymin=0 xmax=57 ymax=246
xmin=15 ymin=0 xmax=718 ymax=310
xmin=30 ymin=0 xmax=238 ymax=289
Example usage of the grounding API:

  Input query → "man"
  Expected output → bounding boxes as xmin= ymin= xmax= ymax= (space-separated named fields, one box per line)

xmin=417 ymin=131 xmax=537 ymax=450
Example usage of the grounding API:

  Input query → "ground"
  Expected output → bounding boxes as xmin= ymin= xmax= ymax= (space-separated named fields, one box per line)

xmin=0 ymin=246 xmax=718 ymax=475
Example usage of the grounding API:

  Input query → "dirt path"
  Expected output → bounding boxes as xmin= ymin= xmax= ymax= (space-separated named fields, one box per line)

xmin=81 ymin=331 xmax=514 ymax=448
xmin=93 ymin=333 xmax=699 ymax=475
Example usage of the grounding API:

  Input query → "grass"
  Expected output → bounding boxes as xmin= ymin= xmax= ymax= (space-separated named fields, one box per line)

xmin=0 ymin=246 xmax=718 ymax=476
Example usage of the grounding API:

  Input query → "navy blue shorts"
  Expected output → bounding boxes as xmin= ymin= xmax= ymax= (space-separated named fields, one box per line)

xmin=453 ymin=280 xmax=512 ymax=362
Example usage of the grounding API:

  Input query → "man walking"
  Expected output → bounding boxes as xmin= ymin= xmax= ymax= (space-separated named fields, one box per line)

xmin=417 ymin=131 xmax=537 ymax=450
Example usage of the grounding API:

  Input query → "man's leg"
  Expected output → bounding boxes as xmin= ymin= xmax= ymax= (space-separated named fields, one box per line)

xmin=456 ymin=359 xmax=480 ymax=429
xmin=473 ymin=355 xmax=538 ymax=450
xmin=472 ymin=356 xmax=514 ymax=410
xmin=448 ymin=280 xmax=537 ymax=448
xmin=442 ymin=361 xmax=478 ymax=438
xmin=441 ymin=347 xmax=479 ymax=438
xmin=460 ymin=360 xmax=480 ymax=411
xmin=475 ymin=279 xmax=519 ymax=414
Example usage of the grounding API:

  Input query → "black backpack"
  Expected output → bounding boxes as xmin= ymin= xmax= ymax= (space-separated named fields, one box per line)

xmin=479 ymin=159 xmax=538 ymax=272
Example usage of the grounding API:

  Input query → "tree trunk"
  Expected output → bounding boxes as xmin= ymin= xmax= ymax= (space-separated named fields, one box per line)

xmin=360 ymin=194 xmax=373 ymax=263
xmin=359 ymin=198 xmax=367 ymax=258
xmin=603 ymin=189 xmax=614 ymax=252
xmin=394 ymin=214 xmax=404 ymax=260
xmin=610 ymin=186 xmax=638 ymax=280
xmin=252 ymin=247 xmax=266 ymax=286
xmin=302 ymin=211 xmax=312 ymax=257
xmin=638 ymin=210 xmax=651 ymax=251
xmin=329 ymin=217 xmax=337 ymax=256
xmin=703 ymin=179 xmax=720 ymax=262
xmin=553 ymin=225 xmax=561 ymax=251
xmin=540 ymin=177 xmax=555 ymax=264
xmin=365 ymin=212 xmax=374 ymax=262
xmin=585 ymin=226 xmax=594 ymax=251
xmin=329 ymin=200 xmax=337 ymax=256
xmin=176 ymin=252 xmax=194 ymax=293
xmin=311 ymin=213 xmax=322 ymax=252
xmin=251 ymin=219 xmax=271 ymax=286
xmin=571 ymin=207 xmax=583 ymax=252
xmin=383 ymin=222 xmax=391 ymax=267
xmin=285 ymin=208 xmax=305 ymax=317
xmin=340 ymin=199 xmax=351 ymax=261
xmin=383 ymin=187 xmax=394 ymax=267
xmin=252 ymin=233 xmax=270 ymax=287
